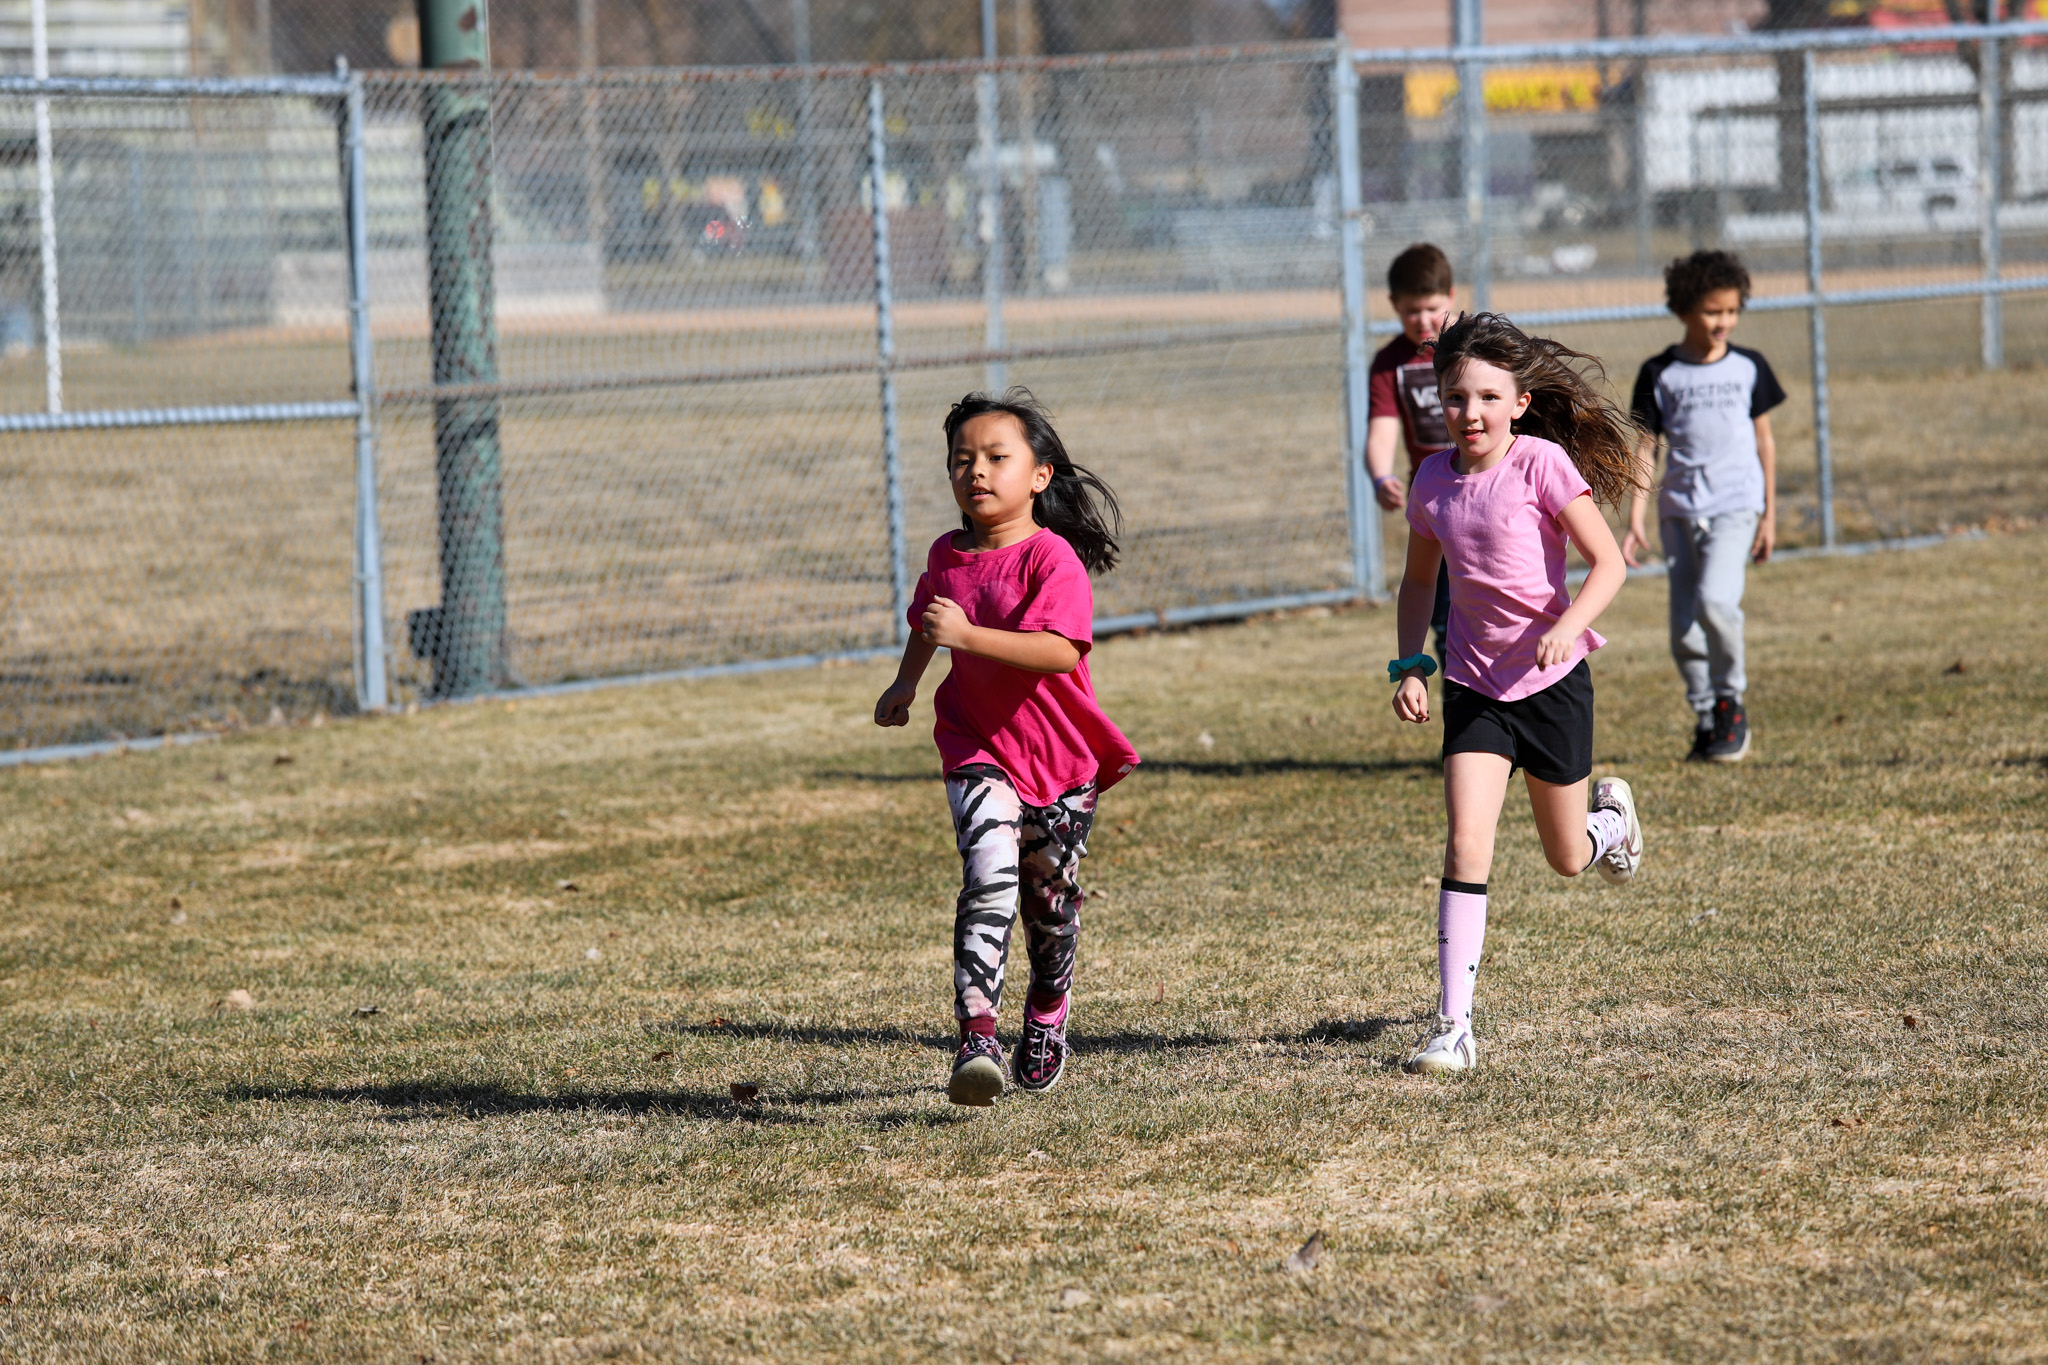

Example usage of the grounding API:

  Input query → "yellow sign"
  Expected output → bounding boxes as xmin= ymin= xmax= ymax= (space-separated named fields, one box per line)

xmin=1405 ymin=66 xmax=1603 ymax=119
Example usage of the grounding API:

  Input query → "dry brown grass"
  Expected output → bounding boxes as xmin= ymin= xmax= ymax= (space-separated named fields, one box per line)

xmin=2 ymin=526 xmax=2045 ymax=1361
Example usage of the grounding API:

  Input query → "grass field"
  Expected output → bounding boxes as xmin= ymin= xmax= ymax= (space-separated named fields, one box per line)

xmin=3 ymin=527 xmax=2045 ymax=1361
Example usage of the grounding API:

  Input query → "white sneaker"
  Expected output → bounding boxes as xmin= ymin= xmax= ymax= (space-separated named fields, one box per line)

xmin=1405 ymin=1015 xmax=1476 ymax=1075
xmin=1591 ymin=776 xmax=1643 ymax=886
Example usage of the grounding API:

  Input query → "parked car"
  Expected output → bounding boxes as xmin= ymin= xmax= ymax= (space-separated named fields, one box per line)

xmin=1832 ymin=155 xmax=1975 ymax=217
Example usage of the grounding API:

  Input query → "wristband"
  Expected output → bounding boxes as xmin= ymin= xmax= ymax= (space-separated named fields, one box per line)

xmin=1387 ymin=653 xmax=1437 ymax=684
xmin=1372 ymin=474 xmax=1399 ymax=490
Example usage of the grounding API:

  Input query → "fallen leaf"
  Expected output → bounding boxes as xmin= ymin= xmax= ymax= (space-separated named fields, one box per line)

xmin=650 ymin=1050 xmax=675 ymax=1063
xmin=1943 ymin=659 xmax=1967 ymax=675
xmin=557 ymin=880 xmax=579 ymax=892
xmin=1055 ymin=1287 xmax=1092 ymax=1311
xmin=169 ymin=895 xmax=182 ymax=910
xmin=352 ymin=1005 xmax=381 ymax=1018
xmin=730 ymin=1081 xmax=761 ymax=1103
xmin=584 ymin=948 xmax=602 ymax=961
xmin=1436 ymin=1268 xmax=1450 ymax=1288
xmin=289 ymin=1319 xmax=311 ymax=1333
xmin=705 ymin=1016 xmax=731 ymax=1028
xmin=170 ymin=911 xmax=188 ymax=926
xmin=273 ymin=752 xmax=293 ymax=766
xmin=1283 ymin=1230 xmax=1324 ymax=1274
xmin=214 ymin=988 xmax=255 ymax=1013
xmin=1903 ymin=1014 xmax=1920 ymax=1029
xmin=1154 ymin=984 xmax=1165 ymax=1004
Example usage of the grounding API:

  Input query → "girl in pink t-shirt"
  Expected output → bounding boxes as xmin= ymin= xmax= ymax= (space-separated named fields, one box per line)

xmin=1391 ymin=313 xmax=1651 ymax=1076
xmin=874 ymin=390 xmax=1138 ymax=1107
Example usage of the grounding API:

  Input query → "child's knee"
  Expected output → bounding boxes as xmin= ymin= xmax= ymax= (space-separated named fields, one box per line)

xmin=1543 ymin=836 xmax=1588 ymax=877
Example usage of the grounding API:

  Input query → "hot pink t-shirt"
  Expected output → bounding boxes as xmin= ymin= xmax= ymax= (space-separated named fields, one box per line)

xmin=1405 ymin=434 xmax=1606 ymax=703
xmin=908 ymin=529 xmax=1139 ymax=806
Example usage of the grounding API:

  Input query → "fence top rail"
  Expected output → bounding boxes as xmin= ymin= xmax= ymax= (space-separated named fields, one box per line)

xmin=1352 ymin=17 xmax=2048 ymax=67
xmin=0 ymin=72 xmax=351 ymax=99
xmin=364 ymin=40 xmax=1333 ymax=90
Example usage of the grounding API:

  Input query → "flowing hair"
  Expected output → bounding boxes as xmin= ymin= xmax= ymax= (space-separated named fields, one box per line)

xmin=1430 ymin=312 xmax=1649 ymax=505
xmin=941 ymin=388 xmax=1123 ymax=574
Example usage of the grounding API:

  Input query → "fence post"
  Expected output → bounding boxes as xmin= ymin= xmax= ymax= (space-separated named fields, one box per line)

xmin=1455 ymin=0 xmax=1490 ymax=310
xmin=1979 ymin=31 xmax=2003 ymax=370
xmin=31 ymin=0 xmax=61 ymax=414
xmin=977 ymin=0 xmax=1007 ymax=393
xmin=1800 ymin=47 xmax=1835 ymax=551
xmin=341 ymin=62 xmax=388 ymax=712
xmin=1334 ymin=44 xmax=1383 ymax=601
xmin=869 ymin=79 xmax=909 ymax=644
xmin=414 ymin=0 xmax=509 ymax=696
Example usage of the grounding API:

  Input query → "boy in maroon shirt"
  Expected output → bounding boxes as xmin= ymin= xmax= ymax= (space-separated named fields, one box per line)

xmin=1366 ymin=243 xmax=1458 ymax=662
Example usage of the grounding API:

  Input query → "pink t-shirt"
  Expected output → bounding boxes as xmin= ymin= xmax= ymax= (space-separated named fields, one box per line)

xmin=908 ymin=529 xmax=1139 ymax=806
xmin=1405 ymin=434 xmax=1606 ymax=702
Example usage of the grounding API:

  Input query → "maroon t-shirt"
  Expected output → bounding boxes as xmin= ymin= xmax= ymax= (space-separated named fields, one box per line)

xmin=1368 ymin=334 xmax=1452 ymax=472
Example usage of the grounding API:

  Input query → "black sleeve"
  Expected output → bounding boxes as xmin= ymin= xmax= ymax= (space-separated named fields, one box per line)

xmin=1744 ymin=348 xmax=1787 ymax=418
xmin=1629 ymin=357 xmax=1664 ymax=435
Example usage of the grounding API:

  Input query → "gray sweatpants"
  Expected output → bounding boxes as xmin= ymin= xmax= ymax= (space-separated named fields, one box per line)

xmin=1662 ymin=510 xmax=1758 ymax=714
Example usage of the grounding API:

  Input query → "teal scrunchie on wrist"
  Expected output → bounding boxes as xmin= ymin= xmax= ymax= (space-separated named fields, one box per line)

xmin=1387 ymin=653 xmax=1437 ymax=684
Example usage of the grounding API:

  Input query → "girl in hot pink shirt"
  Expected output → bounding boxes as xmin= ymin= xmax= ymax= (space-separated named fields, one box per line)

xmin=1391 ymin=313 xmax=1651 ymax=1076
xmin=874 ymin=390 xmax=1137 ymax=1107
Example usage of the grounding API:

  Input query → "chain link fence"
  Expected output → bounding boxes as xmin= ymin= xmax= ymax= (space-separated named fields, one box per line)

xmin=4 ymin=22 xmax=2047 ymax=758
xmin=0 ymin=74 xmax=366 ymax=755
xmin=1360 ymin=20 xmax=2048 ymax=558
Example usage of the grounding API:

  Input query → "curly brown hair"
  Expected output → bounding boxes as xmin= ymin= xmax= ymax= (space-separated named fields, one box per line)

xmin=1664 ymin=249 xmax=1751 ymax=316
xmin=1429 ymin=312 xmax=1649 ymax=506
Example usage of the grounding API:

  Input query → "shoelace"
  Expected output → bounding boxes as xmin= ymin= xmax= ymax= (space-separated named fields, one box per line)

xmin=1022 ymin=1022 xmax=1063 ymax=1076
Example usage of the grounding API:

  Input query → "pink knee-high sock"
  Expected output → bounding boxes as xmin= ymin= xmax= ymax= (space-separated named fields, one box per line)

xmin=1585 ymin=808 xmax=1628 ymax=871
xmin=1438 ymin=880 xmax=1488 ymax=1026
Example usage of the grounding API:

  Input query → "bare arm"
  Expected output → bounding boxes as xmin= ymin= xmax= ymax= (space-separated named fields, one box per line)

xmin=1539 ymin=494 xmax=1626 ymax=666
xmin=921 ymin=596 xmax=1081 ymax=675
xmin=1391 ymin=533 xmax=1444 ymax=723
xmin=1621 ymin=433 xmax=1659 ymax=568
xmin=1365 ymin=415 xmax=1407 ymax=510
xmin=1751 ymin=413 xmax=1777 ymax=562
xmin=874 ymin=633 xmax=939 ymax=727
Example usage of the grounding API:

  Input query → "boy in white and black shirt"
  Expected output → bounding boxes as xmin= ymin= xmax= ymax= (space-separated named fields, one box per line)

xmin=1625 ymin=250 xmax=1785 ymax=762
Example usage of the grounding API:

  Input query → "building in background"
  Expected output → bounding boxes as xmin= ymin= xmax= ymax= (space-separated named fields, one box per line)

xmin=0 ymin=0 xmax=191 ymax=75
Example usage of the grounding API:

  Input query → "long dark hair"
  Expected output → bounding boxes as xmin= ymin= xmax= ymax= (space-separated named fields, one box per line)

xmin=1430 ymin=312 xmax=1648 ymax=506
xmin=941 ymin=388 xmax=1123 ymax=574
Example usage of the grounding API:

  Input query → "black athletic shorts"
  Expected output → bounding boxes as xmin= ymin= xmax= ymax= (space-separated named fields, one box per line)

xmin=1441 ymin=658 xmax=1594 ymax=786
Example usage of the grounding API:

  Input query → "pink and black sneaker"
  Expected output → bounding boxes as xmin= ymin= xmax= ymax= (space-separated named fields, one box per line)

xmin=1013 ymin=997 xmax=1072 ymax=1094
xmin=948 ymin=1031 xmax=1005 ymax=1107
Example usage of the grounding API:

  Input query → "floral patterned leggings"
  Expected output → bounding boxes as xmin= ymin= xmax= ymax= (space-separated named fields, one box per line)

xmin=945 ymin=763 xmax=1097 ymax=1024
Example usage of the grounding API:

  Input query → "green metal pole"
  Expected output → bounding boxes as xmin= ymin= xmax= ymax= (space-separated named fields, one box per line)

xmin=413 ymin=0 xmax=507 ymax=696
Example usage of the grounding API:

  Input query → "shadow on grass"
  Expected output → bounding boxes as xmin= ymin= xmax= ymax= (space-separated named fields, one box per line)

xmin=1281 ymin=1016 xmax=1419 ymax=1045
xmin=656 ymin=1019 xmax=1416 ymax=1051
xmin=224 ymin=1082 xmax=965 ymax=1127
